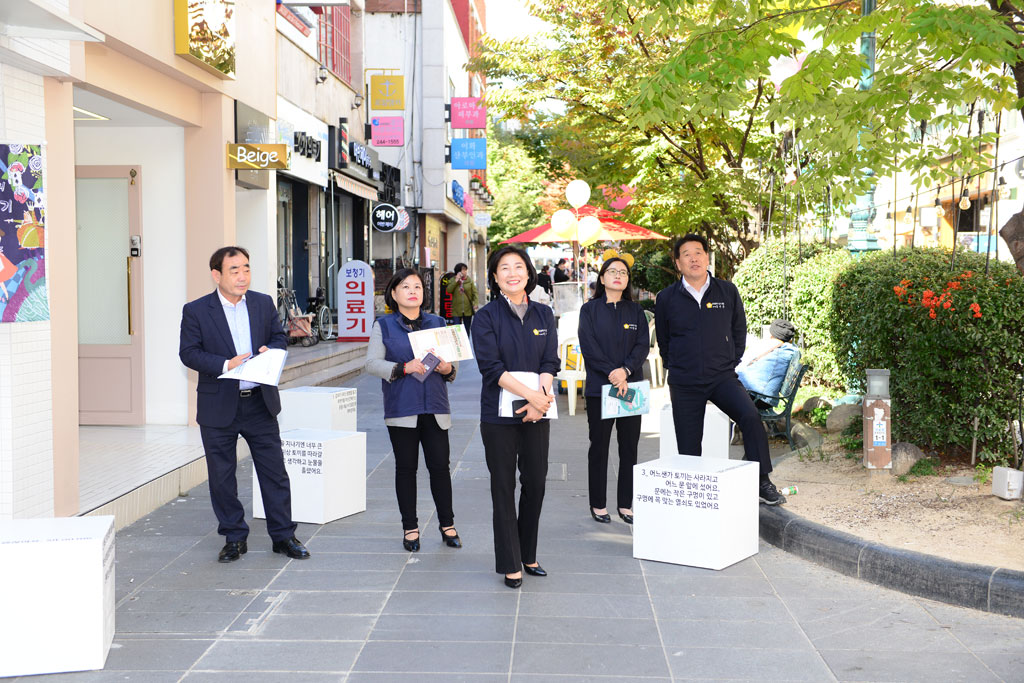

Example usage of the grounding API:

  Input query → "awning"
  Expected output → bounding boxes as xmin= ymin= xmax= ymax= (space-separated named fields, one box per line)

xmin=330 ymin=170 xmax=379 ymax=201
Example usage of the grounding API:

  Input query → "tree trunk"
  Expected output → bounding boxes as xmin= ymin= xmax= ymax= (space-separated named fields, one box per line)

xmin=999 ymin=209 xmax=1024 ymax=276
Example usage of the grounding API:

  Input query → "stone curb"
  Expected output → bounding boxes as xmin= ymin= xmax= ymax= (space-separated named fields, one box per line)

xmin=759 ymin=504 xmax=1024 ymax=618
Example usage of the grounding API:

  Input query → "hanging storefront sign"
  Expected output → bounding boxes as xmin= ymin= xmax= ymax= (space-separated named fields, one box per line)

xmin=371 ymin=203 xmax=400 ymax=232
xmin=276 ymin=97 xmax=329 ymax=187
xmin=474 ymin=212 xmax=492 ymax=228
xmin=371 ymin=117 xmax=404 ymax=146
xmin=235 ymin=101 xmax=272 ymax=189
xmin=451 ymin=180 xmax=465 ymax=209
xmin=464 ymin=193 xmax=474 ymax=215
xmin=337 ymin=260 xmax=374 ymax=341
xmin=174 ymin=0 xmax=236 ymax=78
xmin=0 ymin=143 xmax=48 ymax=322
xmin=450 ymin=138 xmax=487 ymax=170
xmin=226 ymin=143 xmax=289 ymax=170
xmin=378 ymin=162 xmax=401 ymax=205
xmin=449 ymin=97 xmax=486 ymax=129
xmin=370 ymin=74 xmax=405 ymax=110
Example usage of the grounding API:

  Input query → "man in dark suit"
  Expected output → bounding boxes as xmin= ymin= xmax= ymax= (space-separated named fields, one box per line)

xmin=179 ymin=246 xmax=310 ymax=563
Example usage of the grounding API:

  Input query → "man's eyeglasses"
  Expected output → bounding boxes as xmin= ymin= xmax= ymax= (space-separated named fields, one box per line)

xmin=604 ymin=269 xmax=629 ymax=277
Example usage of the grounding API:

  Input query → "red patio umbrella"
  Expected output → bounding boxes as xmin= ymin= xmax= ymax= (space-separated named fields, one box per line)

xmin=502 ymin=205 xmax=668 ymax=243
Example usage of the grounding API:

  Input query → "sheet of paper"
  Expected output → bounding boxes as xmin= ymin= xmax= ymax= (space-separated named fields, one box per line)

xmin=218 ymin=348 xmax=288 ymax=386
xmin=408 ymin=324 xmax=474 ymax=362
xmin=601 ymin=380 xmax=652 ymax=420
xmin=499 ymin=371 xmax=558 ymax=419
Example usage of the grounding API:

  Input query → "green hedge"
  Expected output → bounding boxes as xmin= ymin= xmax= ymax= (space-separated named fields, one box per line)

xmin=733 ymin=238 xmax=834 ymax=335
xmin=788 ymin=248 xmax=854 ymax=389
xmin=831 ymin=247 xmax=1024 ymax=454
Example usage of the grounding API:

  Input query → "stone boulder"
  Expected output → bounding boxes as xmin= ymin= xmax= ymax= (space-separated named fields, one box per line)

xmin=800 ymin=395 xmax=833 ymax=413
xmin=891 ymin=442 xmax=926 ymax=476
xmin=826 ymin=403 xmax=861 ymax=434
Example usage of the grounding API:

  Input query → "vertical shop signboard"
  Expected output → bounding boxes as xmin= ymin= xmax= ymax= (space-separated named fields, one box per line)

xmin=439 ymin=271 xmax=455 ymax=323
xmin=371 ymin=117 xmax=404 ymax=146
xmin=449 ymin=97 xmax=486 ymax=129
xmin=0 ymin=143 xmax=48 ymax=322
xmin=337 ymin=260 xmax=373 ymax=341
xmin=450 ymin=139 xmax=487 ymax=170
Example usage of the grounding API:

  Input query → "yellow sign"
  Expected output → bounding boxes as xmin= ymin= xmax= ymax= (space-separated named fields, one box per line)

xmin=226 ymin=144 xmax=289 ymax=170
xmin=175 ymin=0 xmax=236 ymax=79
xmin=370 ymin=74 xmax=405 ymax=110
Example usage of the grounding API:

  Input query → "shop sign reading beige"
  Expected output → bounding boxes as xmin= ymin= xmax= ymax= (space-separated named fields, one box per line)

xmin=370 ymin=75 xmax=405 ymax=110
xmin=175 ymin=0 xmax=236 ymax=78
xmin=226 ymin=144 xmax=289 ymax=170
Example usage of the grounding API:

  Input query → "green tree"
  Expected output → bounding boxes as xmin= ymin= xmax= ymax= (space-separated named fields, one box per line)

xmin=486 ymin=124 xmax=546 ymax=245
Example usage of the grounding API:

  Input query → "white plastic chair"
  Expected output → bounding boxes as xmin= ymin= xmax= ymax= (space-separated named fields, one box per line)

xmin=647 ymin=319 xmax=665 ymax=387
xmin=555 ymin=335 xmax=586 ymax=416
xmin=557 ymin=310 xmax=580 ymax=347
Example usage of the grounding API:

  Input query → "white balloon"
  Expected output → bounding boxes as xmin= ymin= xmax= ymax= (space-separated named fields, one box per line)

xmin=565 ymin=179 xmax=591 ymax=209
xmin=578 ymin=215 xmax=602 ymax=244
xmin=550 ymin=209 xmax=578 ymax=238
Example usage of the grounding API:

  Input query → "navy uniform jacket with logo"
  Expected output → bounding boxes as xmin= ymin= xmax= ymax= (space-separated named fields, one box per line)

xmin=471 ymin=296 xmax=560 ymax=424
xmin=577 ymin=296 xmax=650 ymax=398
xmin=654 ymin=274 xmax=746 ymax=386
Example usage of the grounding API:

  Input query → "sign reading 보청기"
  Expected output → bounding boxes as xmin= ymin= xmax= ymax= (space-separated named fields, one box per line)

xmin=337 ymin=260 xmax=374 ymax=341
xmin=370 ymin=74 xmax=404 ymax=110
xmin=226 ymin=143 xmax=289 ymax=170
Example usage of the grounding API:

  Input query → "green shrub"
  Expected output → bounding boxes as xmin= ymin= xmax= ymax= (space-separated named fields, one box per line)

xmin=734 ymin=239 xmax=834 ymax=335
xmin=789 ymin=248 xmax=854 ymax=389
xmin=839 ymin=417 xmax=863 ymax=452
xmin=831 ymin=246 xmax=1024 ymax=455
xmin=908 ymin=457 xmax=941 ymax=477
xmin=809 ymin=405 xmax=831 ymax=427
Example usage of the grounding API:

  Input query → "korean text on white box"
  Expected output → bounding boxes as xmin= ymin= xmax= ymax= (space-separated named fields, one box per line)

xmin=279 ymin=386 xmax=357 ymax=432
xmin=0 ymin=516 xmax=115 ymax=677
xmin=633 ymin=455 xmax=758 ymax=570
xmin=255 ymin=429 xmax=366 ymax=524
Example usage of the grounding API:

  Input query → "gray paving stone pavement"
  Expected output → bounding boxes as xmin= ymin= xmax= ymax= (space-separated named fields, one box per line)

xmin=17 ymin=360 xmax=1024 ymax=682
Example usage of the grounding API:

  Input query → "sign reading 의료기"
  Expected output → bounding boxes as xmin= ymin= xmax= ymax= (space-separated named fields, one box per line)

xmin=226 ymin=143 xmax=288 ymax=170
xmin=337 ymin=260 xmax=374 ymax=341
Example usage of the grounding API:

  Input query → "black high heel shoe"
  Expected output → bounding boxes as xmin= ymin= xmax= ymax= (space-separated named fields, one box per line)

xmin=523 ymin=563 xmax=547 ymax=577
xmin=402 ymin=529 xmax=420 ymax=552
xmin=439 ymin=525 xmax=462 ymax=548
xmin=504 ymin=573 xmax=522 ymax=589
xmin=618 ymin=509 xmax=634 ymax=524
xmin=590 ymin=507 xmax=611 ymax=523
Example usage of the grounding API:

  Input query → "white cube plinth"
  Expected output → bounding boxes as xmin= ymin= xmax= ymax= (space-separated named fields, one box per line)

xmin=992 ymin=466 xmax=1023 ymax=500
xmin=659 ymin=402 xmax=733 ymax=459
xmin=633 ymin=455 xmax=758 ymax=569
xmin=0 ymin=516 xmax=115 ymax=677
xmin=254 ymin=429 xmax=366 ymax=524
xmin=278 ymin=387 xmax=357 ymax=432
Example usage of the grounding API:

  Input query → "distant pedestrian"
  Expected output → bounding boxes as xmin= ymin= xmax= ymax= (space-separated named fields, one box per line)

xmin=445 ymin=262 xmax=477 ymax=339
xmin=655 ymin=234 xmax=787 ymax=505
xmin=553 ymin=258 xmax=570 ymax=283
xmin=179 ymin=246 xmax=310 ymax=564
xmin=537 ymin=265 xmax=554 ymax=295
xmin=365 ymin=268 xmax=461 ymax=552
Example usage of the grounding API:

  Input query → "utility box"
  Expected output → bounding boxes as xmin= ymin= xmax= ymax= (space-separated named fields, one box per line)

xmin=0 ymin=516 xmax=115 ymax=677
xmin=278 ymin=386 xmax=357 ymax=432
xmin=255 ymin=429 xmax=366 ymax=524
xmin=863 ymin=369 xmax=892 ymax=470
xmin=633 ymin=455 xmax=758 ymax=570
xmin=659 ymin=402 xmax=734 ymax=459
xmin=992 ymin=466 xmax=1023 ymax=500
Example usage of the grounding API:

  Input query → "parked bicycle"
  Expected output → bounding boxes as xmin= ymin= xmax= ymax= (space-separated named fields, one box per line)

xmin=307 ymin=286 xmax=334 ymax=341
xmin=277 ymin=278 xmax=317 ymax=346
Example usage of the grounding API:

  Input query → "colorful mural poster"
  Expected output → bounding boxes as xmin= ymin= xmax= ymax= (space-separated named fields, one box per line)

xmin=0 ymin=143 xmax=48 ymax=322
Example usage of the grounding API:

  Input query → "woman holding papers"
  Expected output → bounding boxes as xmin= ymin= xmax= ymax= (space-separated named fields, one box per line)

xmin=364 ymin=268 xmax=461 ymax=553
xmin=472 ymin=246 xmax=559 ymax=589
xmin=578 ymin=255 xmax=650 ymax=525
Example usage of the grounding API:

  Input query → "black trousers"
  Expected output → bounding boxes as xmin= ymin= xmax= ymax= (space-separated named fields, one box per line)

xmin=480 ymin=420 xmax=550 ymax=574
xmin=387 ymin=414 xmax=455 ymax=531
xmin=585 ymin=396 xmax=641 ymax=510
xmin=199 ymin=391 xmax=296 ymax=543
xmin=669 ymin=375 xmax=773 ymax=475
xmin=456 ymin=315 xmax=473 ymax=338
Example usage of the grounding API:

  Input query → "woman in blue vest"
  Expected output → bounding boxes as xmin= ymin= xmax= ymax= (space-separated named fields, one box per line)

xmin=578 ymin=255 xmax=650 ymax=525
xmin=472 ymin=246 xmax=559 ymax=589
xmin=364 ymin=268 xmax=461 ymax=552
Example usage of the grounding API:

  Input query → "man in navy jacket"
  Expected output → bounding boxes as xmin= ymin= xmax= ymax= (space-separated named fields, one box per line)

xmin=179 ymin=246 xmax=311 ymax=562
xmin=655 ymin=234 xmax=786 ymax=505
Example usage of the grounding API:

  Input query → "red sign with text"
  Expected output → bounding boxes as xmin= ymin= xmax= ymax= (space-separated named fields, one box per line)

xmin=337 ymin=260 xmax=374 ymax=341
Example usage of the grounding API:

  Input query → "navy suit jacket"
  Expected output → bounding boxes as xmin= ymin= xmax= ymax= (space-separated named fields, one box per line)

xmin=179 ymin=290 xmax=288 ymax=428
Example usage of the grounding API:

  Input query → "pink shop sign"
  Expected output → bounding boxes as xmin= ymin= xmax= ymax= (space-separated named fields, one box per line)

xmin=450 ymin=97 xmax=486 ymax=129
xmin=371 ymin=117 xmax=404 ymax=147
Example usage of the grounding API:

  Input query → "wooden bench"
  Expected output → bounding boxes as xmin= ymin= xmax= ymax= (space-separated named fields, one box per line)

xmin=747 ymin=358 xmax=808 ymax=451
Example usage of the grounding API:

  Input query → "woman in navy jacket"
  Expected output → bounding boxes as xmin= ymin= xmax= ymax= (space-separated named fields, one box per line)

xmin=364 ymin=268 xmax=461 ymax=552
xmin=578 ymin=256 xmax=650 ymax=525
xmin=472 ymin=246 xmax=559 ymax=589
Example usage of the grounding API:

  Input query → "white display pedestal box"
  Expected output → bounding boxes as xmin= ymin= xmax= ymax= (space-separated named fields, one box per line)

xmin=278 ymin=387 xmax=357 ymax=432
xmin=254 ymin=429 xmax=366 ymax=524
xmin=659 ymin=402 xmax=733 ymax=459
xmin=633 ymin=455 xmax=758 ymax=570
xmin=0 ymin=516 xmax=115 ymax=677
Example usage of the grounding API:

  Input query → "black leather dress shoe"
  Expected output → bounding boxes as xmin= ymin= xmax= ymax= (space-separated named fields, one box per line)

xmin=523 ymin=563 xmax=547 ymax=577
xmin=618 ymin=510 xmax=634 ymax=524
xmin=218 ymin=540 xmax=247 ymax=563
xmin=439 ymin=525 xmax=462 ymax=548
xmin=272 ymin=536 xmax=310 ymax=559
xmin=504 ymin=575 xmax=523 ymax=589
xmin=590 ymin=508 xmax=612 ymax=523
